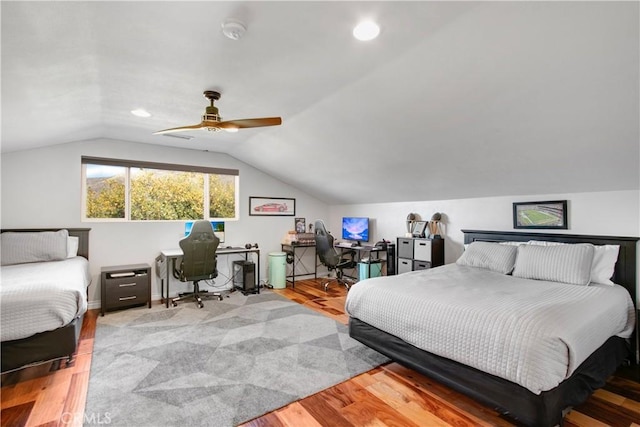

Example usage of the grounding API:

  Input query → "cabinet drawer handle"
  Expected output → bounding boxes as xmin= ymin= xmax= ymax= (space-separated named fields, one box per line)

xmin=119 ymin=283 xmax=137 ymax=287
xmin=418 ymin=243 xmax=427 ymax=246
xmin=119 ymin=296 xmax=137 ymax=301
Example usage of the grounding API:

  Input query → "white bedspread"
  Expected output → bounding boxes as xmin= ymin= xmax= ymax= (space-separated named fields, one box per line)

xmin=345 ymin=264 xmax=635 ymax=394
xmin=1 ymin=257 xmax=90 ymax=342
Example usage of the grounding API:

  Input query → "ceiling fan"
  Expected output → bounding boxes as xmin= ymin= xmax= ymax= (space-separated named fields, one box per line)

xmin=154 ymin=90 xmax=282 ymax=135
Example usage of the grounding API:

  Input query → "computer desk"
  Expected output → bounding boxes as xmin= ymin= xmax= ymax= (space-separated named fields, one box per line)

xmin=156 ymin=246 xmax=260 ymax=308
xmin=335 ymin=244 xmax=386 ymax=280
xmin=281 ymin=242 xmax=316 ymax=287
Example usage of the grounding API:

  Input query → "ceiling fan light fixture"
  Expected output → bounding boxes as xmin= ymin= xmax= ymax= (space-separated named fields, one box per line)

xmin=153 ymin=89 xmax=281 ymax=136
xmin=221 ymin=19 xmax=247 ymax=40
xmin=353 ymin=20 xmax=380 ymax=41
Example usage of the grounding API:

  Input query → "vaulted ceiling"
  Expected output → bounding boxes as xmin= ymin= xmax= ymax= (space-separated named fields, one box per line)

xmin=2 ymin=1 xmax=638 ymax=204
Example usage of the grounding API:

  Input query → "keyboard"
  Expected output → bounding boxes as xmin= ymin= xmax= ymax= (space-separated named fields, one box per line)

xmin=337 ymin=242 xmax=356 ymax=248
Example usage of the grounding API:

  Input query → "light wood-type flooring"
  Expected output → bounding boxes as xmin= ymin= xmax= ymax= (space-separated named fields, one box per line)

xmin=2 ymin=278 xmax=640 ymax=426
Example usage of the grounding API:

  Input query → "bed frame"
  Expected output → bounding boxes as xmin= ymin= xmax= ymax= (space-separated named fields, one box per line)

xmin=349 ymin=229 xmax=638 ymax=426
xmin=1 ymin=228 xmax=91 ymax=372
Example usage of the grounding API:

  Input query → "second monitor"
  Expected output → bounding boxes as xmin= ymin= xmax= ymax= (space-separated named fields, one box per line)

xmin=341 ymin=217 xmax=369 ymax=244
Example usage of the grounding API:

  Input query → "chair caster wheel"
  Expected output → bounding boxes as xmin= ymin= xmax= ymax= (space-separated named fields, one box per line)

xmin=218 ymin=296 xmax=223 ymax=301
xmin=172 ymin=302 xmax=178 ymax=307
xmin=198 ymin=302 xmax=204 ymax=308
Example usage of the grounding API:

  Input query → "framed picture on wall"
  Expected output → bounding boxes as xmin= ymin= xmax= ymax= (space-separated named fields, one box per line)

xmin=513 ymin=200 xmax=568 ymax=229
xmin=249 ymin=197 xmax=296 ymax=216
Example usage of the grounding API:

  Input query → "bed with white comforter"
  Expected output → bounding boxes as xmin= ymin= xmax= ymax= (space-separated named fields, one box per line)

xmin=346 ymin=263 xmax=635 ymax=394
xmin=346 ymin=229 xmax=639 ymax=427
xmin=1 ymin=257 xmax=91 ymax=342
xmin=1 ymin=228 xmax=91 ymax=372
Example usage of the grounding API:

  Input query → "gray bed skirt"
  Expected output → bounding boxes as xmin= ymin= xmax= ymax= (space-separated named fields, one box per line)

xmin=1 ymin=315 xmax=84 ymax=372
xmin=349 ymin=316 xmax=629 ymax=427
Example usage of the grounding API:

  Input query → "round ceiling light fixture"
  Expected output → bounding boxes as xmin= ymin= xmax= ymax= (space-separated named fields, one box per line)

xmin=353 ymin=20 xmax=380 ymax=41
xmin=221 ymin=19 xmax=247 ymax=41
xmin=131 ymin=108 xmax=151 ymax=118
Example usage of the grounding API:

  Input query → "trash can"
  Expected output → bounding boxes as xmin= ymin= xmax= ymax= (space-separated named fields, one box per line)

xmin=268 ymin=252 xmax=287 ymax=289
xmin=358 ymin=260 xmax=382 ymax=281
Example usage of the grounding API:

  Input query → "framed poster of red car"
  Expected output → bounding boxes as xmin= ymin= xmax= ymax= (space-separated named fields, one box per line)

xmin=249 ymin=197 xmax=296 ymax=216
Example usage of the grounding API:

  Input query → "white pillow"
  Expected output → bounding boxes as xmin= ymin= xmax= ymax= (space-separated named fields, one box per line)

xmin=499 ymin=241 xmax=527 ymax=247
xmin=513 ymin=243 xmax=595 ymax=285
xmin=456 ymin=241 xmax=518 ymax=274
xmin=1 ymin=229 xmax=69 ymax=266
xmin=527 ymin=240 xmax=619 ymax=285
xmin=589 ymin=244 xmax=619 ymax=285
xmin=67 ymin=236 xmax=80 ymax=258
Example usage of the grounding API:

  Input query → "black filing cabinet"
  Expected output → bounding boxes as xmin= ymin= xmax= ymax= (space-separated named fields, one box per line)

xmin=101 ymin=263 xmax=151 ymax=316
xmin=396 ymin=237 xmax=444 ymax=274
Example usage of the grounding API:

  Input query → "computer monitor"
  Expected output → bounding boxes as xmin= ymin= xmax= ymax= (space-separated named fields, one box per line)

xmin=341 ymin=217 xmax=369 ymax=243
xmin=185 ymin=221 xmax=225 ymax=243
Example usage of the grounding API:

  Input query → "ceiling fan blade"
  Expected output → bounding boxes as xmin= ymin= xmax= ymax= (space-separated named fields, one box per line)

xmin=218 ymin=117 xmax=282 ymax=130
xmin=153 ymin=122 xmax=207 ymax=135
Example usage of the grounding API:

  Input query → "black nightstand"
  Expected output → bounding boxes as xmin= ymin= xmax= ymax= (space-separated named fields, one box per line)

xmin=101 ymin=263 xmax=151 ymax=316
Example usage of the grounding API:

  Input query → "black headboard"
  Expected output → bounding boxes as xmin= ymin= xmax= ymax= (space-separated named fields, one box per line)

xmin=0 ymin=228 xmax=91 ymax=259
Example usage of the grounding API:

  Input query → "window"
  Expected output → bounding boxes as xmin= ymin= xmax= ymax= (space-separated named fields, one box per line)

xmin=82 ymin=157 xmax=238 ymax=221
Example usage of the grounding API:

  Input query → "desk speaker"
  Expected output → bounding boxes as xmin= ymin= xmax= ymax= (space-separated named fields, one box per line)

xmin=233 ymin=260 xmax=257 ymax=295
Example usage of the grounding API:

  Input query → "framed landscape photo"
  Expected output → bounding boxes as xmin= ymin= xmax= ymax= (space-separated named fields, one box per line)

xmin=249 ymin=197 xmax=296 ymax=216
xmin=513 ymin=200 xmax=568 ymax=229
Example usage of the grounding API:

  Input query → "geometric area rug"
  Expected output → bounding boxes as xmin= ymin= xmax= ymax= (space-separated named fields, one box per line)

xmin=84 ymin=290 xmax=389 ymax=426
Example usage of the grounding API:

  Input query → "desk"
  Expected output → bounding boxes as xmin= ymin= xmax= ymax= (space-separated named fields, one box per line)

xmin=156 ymin=246 xmax=260 ymax=308
xmin=281 ymin=243 xmax=316 ymax=287
xmin=335 ymin=245 xmax=386 ymax=280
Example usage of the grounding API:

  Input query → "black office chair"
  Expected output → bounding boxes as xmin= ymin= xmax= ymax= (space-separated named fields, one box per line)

xmin=172 ymin=220 xmax=221 ymax=308
xmin=314 ymin=220 xmax=357 ymax=291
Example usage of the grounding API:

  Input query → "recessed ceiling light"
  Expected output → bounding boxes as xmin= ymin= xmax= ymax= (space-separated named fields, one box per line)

xmin=353 ymin=21 xmax=380 ymax=41
xmin=131 ymin=109 xmax=151 ymax=118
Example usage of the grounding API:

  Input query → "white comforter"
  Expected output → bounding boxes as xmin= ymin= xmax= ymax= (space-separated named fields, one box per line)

xmin=345 ymin=264 xmax=635 ymax=394
xmin=1 ymin=257 xmax=90 ymax=342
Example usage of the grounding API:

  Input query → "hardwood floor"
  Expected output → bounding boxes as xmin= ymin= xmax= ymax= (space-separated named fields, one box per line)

xmin=2 ymin=278 xmax=640 ymax=426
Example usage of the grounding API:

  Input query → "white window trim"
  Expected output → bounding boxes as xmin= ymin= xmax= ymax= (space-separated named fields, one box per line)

xmin=81 ymin=157 xmax=239 ymax=222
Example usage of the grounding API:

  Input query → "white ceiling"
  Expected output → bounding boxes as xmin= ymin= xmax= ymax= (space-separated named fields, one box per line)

xmin=2 ymin=1 xmax=638 ymax=204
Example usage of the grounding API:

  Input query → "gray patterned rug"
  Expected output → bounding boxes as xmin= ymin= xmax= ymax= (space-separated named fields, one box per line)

xmin=84 ymin=290 xmax=388 ymax=426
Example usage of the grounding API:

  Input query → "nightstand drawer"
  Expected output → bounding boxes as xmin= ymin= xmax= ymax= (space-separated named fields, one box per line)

xmin=104 ymin=274 xmax=147 ymax=289
xmin=105 ymin=284 xmax=148 ymax=308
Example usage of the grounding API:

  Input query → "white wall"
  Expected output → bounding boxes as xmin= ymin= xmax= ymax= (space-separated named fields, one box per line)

xmin=330 ymin=190 xmax=640 ymax=299
xmin=3 ymin=140 xmax=639 ymax=306
xmin=1 ymin=138 xmax=329 ymax=307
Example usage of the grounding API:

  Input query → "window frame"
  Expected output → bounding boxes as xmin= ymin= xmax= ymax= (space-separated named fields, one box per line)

xmin=81 ymin=156 xmax=239 ymax=222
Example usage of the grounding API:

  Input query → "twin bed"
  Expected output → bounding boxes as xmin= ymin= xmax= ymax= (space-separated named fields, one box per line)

xmin=1 ymin=228 xmax=91 ymax=372
xmin=346 ymin=229 xmax=638 ymax=426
